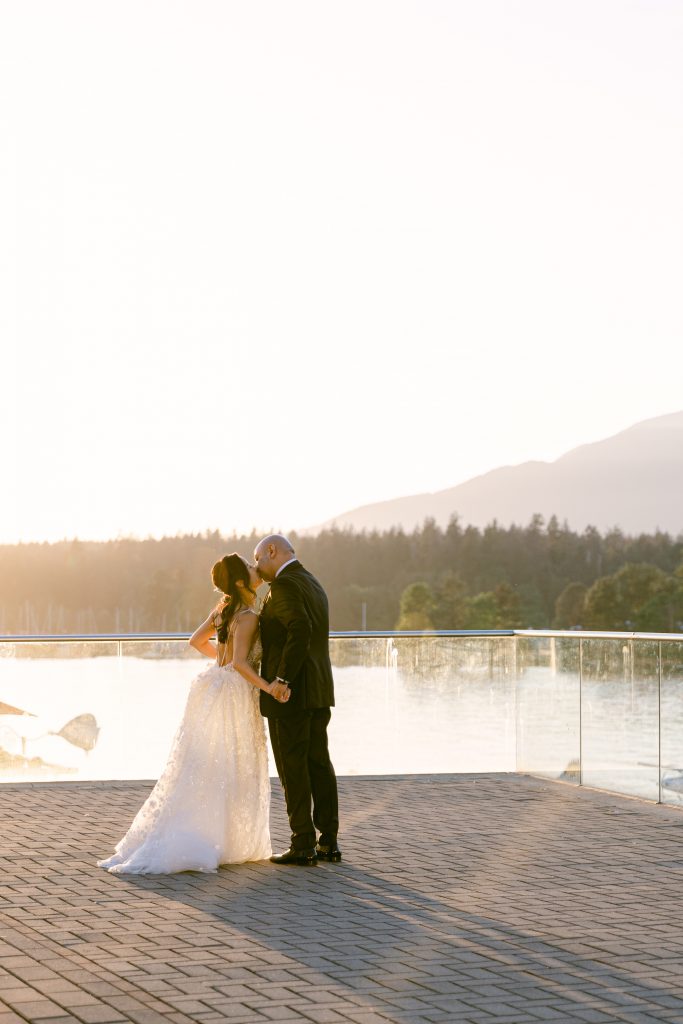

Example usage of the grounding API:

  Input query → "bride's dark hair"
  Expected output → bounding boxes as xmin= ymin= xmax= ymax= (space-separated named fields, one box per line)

xmin=211 ymin=553 xmax=256 ymax=643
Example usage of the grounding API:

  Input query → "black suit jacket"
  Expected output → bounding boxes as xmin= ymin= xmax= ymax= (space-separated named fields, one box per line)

xmin=259 ymin=561 xmax=335 ymax=719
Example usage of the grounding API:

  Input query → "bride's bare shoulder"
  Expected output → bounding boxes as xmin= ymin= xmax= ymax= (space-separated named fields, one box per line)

xmin=234 ymin=607 xmax=259 ymax=628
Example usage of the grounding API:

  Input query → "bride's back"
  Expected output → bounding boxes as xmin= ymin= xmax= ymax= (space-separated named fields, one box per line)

xmin=215 ymin=607 xmax=261 ymax=669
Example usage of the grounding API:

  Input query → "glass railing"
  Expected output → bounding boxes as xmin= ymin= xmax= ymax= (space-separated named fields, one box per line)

xmin=515 ymin=631 xmax=683 ymax=805
xmin=1 ymin=630 xmax=682 ymax=806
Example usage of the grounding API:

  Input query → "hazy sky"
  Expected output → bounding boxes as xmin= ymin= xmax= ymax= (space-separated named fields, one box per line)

xmin=2 ymin=0 xmax=682 ymax=543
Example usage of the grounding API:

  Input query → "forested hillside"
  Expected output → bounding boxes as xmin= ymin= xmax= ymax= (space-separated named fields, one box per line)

xmin=1 ymin=516 xmax=682 ymax=634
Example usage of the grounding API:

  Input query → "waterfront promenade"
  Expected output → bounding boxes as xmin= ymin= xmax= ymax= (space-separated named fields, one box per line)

xmin=2 ymin=774 xmax=683 ymax=1024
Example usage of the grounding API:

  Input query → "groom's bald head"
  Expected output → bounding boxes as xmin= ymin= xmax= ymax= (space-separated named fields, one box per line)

xmin=254 ymin=534 xmax=296 ymax=582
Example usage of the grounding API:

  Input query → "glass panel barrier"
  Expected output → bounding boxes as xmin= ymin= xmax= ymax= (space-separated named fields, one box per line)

xmin=115 ymin=639 xmax=204 ymax=780
xmin=515 ymin=635 xmax=580 ymax=783
xmin=0 ymin=640 xmax=119 ymax=782
xmin=581 ymin=638 xmax=659 ymax=801
xmin=0 ymin=635 xmax=517 ymax=782
xmin=1 ymin=633 xmax=681 ymax=797
xmin=329 ymin=634 xmax=516 ymax=775
xmin=661 ymin=640 xmax=683 ymax=808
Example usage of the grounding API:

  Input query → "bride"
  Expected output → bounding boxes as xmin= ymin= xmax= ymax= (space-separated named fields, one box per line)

xmin=98 ymin=553 xmax=290 ymax=874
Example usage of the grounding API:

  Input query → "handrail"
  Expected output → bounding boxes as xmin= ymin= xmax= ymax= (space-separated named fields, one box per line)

xmin=0 ymin=629 xmax=681 ymax=643
xmin=513 ymin=629 xmax=683 ymax=642
xmin=0 ymin=630 xmax=515 ymax=643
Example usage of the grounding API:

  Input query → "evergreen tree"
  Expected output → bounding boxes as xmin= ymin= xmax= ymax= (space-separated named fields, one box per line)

xmin=396 ymin=582 xmax=436 ymax=630
xmin=432 ymin=571 xmax=467 ymax=628
xmin=554 ymin=582 xmax=588 ymax=629
xmin=462 ymin=592 xmax=499 ymax=629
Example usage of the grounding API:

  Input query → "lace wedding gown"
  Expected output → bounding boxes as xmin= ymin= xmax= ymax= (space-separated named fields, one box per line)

xmin=98 ymin=617 xmax=271 ymax=874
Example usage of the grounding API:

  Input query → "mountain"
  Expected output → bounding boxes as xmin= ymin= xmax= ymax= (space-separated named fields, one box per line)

xmin=317 ymin=411 xmax=683 ymax=536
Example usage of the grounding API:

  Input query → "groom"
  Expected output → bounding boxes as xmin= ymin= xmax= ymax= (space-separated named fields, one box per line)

xmin=254 ymin=534 xmax=340 ymax=866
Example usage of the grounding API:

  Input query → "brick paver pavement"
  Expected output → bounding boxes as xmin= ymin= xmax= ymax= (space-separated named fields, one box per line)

xmin=2 ymin=775 xmax=683 ymax=1024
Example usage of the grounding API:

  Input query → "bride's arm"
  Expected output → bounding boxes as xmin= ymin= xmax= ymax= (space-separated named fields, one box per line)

xmin=233 ymin=614 xmax=290 ymax=702
xmin=189 ymin=609 xmax=219 ymax=659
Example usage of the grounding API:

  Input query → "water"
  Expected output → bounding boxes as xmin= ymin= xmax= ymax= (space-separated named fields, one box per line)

xmin=0 ymin=652 xmax=515 ymax=781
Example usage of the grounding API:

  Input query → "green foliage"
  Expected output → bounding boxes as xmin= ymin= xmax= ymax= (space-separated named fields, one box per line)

xmin=491 ymin=582 xmax=523 ymax=628
xmin=458 ymin=582 xmax=523 ymax=629
xmin=636 ymin=576 xmax=683 ymax=632
xmin=432 ymin=572 xmax=468 ymax=628
xmin=584 ymin=563 xmax=670 ymax=630
xmin=515 ymin=583 xmax=547 ymax=628
xmin=0 ymin=517 xmax=681 ymax=634
xmin=396 ymin=582 xmax=436 ymax=630
xmin=461 ymin=591 xmax=499 ymax=629
xmin=397 ymin=578 xmax=524 ymax=630
xmin=553 ymin=582 xmax=588 ymax=629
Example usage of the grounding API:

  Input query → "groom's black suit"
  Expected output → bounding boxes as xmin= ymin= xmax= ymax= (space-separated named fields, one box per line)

xmin=259 ymin=560 xmax=339 ymax=851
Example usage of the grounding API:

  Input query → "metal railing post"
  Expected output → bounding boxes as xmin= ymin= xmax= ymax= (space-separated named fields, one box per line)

xmin=658 ymin=640 xmax=662 ymax=805
xmin=579 ymin=637 xmax=583 ymax=787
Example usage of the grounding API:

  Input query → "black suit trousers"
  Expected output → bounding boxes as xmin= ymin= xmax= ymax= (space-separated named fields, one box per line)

xmin=268 ymin=708 xmax=339 ymax=851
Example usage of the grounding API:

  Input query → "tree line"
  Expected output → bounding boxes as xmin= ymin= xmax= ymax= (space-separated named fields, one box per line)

xmin=1 ymin=514 xmax=682 ymax=635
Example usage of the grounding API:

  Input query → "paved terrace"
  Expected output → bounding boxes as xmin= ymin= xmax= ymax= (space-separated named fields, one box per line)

xmin=2 ymin=776 xmax=683 ymax=1024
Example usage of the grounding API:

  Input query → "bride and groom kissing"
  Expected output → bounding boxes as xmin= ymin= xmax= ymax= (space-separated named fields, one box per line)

xmin=98 ymin=535 xmax=340 ymax=873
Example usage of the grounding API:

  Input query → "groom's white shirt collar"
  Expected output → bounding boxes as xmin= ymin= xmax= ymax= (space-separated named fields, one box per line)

xmin=276 ymin=557 xmax=297 ymax=578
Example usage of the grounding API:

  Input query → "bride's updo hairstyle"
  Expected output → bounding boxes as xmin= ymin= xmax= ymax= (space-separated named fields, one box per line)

xmin=211 ymin=553 xmax=256 ymax=643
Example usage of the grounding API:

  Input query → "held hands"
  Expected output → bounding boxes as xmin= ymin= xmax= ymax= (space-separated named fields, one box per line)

xmin=269 ymin=680 xmax=291 ymax=703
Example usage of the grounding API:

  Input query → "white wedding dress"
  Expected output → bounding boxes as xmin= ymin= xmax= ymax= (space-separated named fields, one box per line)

xmin=98 ymin=613 xmax=271 ymax=874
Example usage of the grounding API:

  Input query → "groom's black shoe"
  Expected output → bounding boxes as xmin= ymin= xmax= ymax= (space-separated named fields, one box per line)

xmin=316 ymin=842 xmax=342 ymax=863
xmin=270 ymin=847 xmax=317 ymax=866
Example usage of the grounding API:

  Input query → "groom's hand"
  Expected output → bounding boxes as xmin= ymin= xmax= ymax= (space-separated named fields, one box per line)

xmin=269 ymin=680 xmax=291 ymax=703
